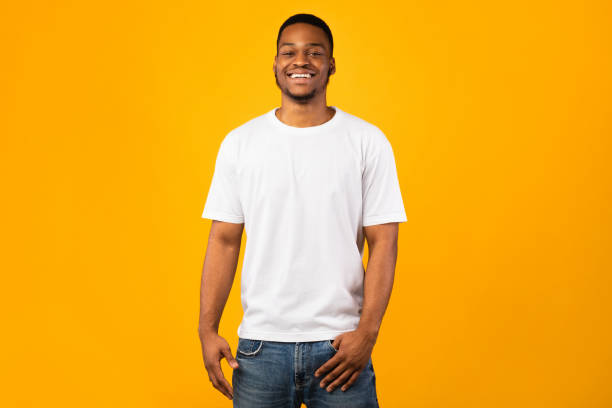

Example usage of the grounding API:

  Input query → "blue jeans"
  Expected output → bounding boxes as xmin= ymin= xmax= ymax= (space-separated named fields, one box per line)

xmin=232 ymin=337 xmax=380 ymax=407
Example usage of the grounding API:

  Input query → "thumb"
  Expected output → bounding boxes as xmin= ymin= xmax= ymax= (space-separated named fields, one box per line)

xmin=223 ymin=348 xmax=239 ymax=369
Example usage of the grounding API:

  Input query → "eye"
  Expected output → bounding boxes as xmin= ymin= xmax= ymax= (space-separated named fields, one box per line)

xmin=281 ymin=52 xmax=294 ymax=56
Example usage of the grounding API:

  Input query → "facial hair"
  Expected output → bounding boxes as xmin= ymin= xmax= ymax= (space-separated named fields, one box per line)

xmin=274 ymin=67 xmax=331 ymax=103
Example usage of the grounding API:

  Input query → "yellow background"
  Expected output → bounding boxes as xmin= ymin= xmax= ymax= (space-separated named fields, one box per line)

xmin=2 ymin=1 xmax=611 ymax=407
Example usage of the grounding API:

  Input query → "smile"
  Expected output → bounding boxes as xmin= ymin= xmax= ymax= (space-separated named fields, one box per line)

xmin=287 ymin=73 xmax=315 ymax=84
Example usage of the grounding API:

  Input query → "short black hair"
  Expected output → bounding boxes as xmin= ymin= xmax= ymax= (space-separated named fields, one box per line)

xmin=276 ymin=14 xmax=334 ymax=58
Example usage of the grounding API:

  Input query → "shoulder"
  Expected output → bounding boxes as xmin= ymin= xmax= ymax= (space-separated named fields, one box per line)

xmin=211 ymin=111 xmax=268 ymax=158
xmin=224 ymin=109 xmax=272 ymax=142
xmin=339 ymin=109 xmax=391 ymax=154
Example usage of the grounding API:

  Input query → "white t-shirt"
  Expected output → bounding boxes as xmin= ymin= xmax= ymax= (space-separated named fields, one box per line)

xmin=201 ymin=106 xmax=407 ymax=342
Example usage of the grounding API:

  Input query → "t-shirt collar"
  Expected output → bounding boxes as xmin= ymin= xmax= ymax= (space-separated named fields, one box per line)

xmin=268 ymin=106 xmax=342 ymax=133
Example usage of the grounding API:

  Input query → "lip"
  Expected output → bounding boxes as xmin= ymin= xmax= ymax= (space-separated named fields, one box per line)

xmin=288 ymin=76 xmax=313 ymax=84
xmin=287 ymin=72 xmax=316 ymax=84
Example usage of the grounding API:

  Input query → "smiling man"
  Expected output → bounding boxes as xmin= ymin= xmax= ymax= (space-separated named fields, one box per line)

xmin=198 ymin=13 xmax=407 ymax=407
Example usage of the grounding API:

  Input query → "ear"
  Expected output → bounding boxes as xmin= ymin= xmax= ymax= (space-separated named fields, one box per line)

xmin=329 ymin=57 xmax=336 ymax=75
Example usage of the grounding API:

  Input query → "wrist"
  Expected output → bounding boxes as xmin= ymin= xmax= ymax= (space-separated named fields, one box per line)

xmin=356 ymin=325 xmax=379 ymax=342
xmin=198 ymin=324 xmax=218 ymax=338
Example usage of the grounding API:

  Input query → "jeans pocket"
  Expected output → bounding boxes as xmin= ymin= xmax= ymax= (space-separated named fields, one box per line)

xmin=236 ymin=338 xmax=264 ymax=358
xmin=326 ymin=339 xmax=338 ymax=352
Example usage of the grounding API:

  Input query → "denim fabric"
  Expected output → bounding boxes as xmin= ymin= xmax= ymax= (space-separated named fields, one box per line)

xmin=232 ymin=337 xmax=380 ymax=407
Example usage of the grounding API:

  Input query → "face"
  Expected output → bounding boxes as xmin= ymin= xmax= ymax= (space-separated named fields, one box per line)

xmin=273 ymin=23 xmax=336 ymax=102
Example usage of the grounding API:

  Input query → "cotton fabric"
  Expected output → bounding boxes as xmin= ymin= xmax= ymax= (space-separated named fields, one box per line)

xmin=202 ymin=106 xmax=407 ymax=341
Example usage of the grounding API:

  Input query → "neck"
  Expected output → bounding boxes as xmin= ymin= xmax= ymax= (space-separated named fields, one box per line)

xmin=276 ymin=96 xmax=335 ymax=128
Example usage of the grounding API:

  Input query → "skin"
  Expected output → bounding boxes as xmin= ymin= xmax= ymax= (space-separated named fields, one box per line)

xmin=198 ymin=22 xmax=401 ymax=400
xmin=313 ymin=222 xmax=399 ymax=393
xmin=198 ymin=220 xmax=243 ymax=400
xmin=273 ymin=22 xmax=336 ymax=127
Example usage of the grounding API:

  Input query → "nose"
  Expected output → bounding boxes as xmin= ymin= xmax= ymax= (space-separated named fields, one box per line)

xmin=292 ymin=51 xmax=309 ymax=67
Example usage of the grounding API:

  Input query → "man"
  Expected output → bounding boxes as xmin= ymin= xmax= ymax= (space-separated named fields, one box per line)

xmin=198 ymin=13 xmax=407 ymax=407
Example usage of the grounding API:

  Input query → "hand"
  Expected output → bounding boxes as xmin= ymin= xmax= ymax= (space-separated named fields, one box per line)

xmin=199 ymin=331 xmax=239 ymax=400
xmin=313 ymin=328 xmax=377 ymax=393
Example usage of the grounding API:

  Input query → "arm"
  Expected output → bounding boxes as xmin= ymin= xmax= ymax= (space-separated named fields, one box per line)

xmin=356 ymin=222 xmax=400 ymax=342
xmin=198 ymin=220 xmax=244 ymax=401
xmin=198 ymin=220 xmax=243 ymax=335
xmin=314 ymin=222 xmax=400 ymax=392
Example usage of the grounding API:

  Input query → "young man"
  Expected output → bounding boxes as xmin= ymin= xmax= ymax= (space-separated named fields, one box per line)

xmin=198 ymin=13 xmax=407 ymax=407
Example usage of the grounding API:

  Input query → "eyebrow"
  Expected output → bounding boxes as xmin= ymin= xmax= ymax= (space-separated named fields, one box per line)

xmin=279 ymin=42 xmax=326 ymax=48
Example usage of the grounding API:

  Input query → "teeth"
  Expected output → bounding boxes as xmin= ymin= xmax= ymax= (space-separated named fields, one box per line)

xmin=290 ymin=73 xmax=312 ymax=78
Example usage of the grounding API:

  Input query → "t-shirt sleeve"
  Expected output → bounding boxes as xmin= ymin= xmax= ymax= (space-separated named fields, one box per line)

xmin=362 ymin=128 xmax=408 ymax=226
xmin=201 ymin=132 xmax=244 ymax=224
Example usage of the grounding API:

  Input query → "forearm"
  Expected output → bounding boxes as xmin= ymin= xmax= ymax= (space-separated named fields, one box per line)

xmin=198 ymin=237 xmax=241 ymax=336
xmin=356 ymin=240 xmax=398 ymax=340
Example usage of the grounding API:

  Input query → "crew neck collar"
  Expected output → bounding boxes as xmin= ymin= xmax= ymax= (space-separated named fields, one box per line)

xmin=267 ymin=106 xmax=342 ymax=132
